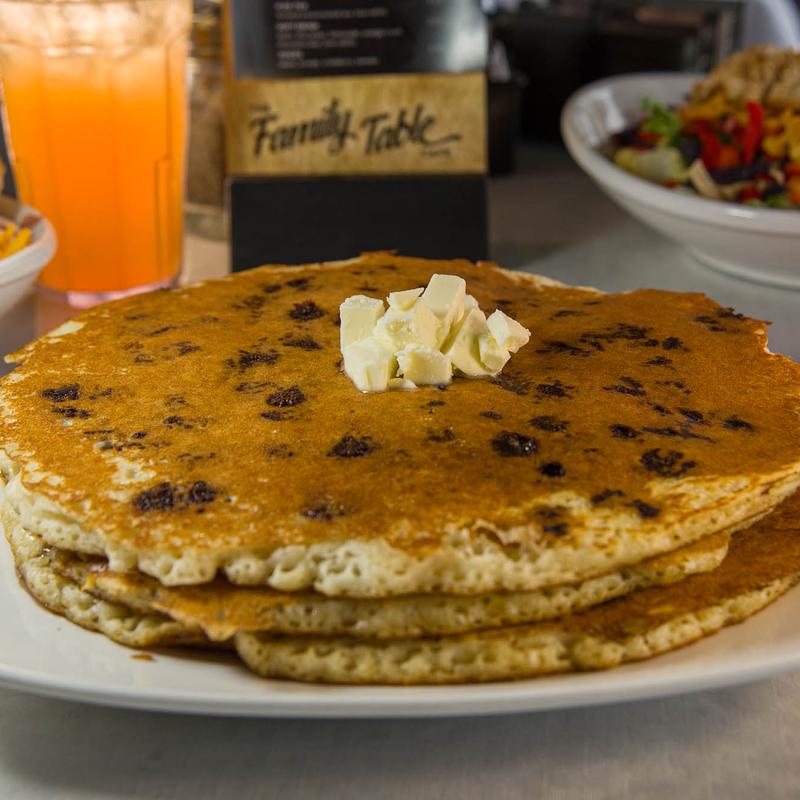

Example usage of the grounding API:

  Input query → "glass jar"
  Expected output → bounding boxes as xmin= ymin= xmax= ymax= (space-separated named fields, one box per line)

xmin=186 ymin=0 xmax=226 ymax=240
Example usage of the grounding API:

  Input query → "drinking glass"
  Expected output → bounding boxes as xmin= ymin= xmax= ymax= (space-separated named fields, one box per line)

xmin=0 ymin=0 xmax=191 ymax=307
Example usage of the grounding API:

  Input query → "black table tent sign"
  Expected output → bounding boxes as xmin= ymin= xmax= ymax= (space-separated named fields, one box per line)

xmin=224 ymin=0 xmax=489 ymax=271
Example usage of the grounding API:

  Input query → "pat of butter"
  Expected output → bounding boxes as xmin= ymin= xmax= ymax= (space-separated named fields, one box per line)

xmin=338 ymin=274 xmax=531 ymax=392
xmin=396 ymin=345 xmax=453 ymax=386
xmin=340 ymin=295 xmax=385 ymax=350
xmin=374 ymin=301 xmax=441 ymax=351
xmin=478 ymin=334 xmax=511 ymax=373
xmin=342 ymin=337 xmax=395 ymax=392
xmin=487 ymin=309 xmax=531 ymax=353
xmin=443 ymin=307 xmax=491 ymax=377
xmin=387 ymin=287 xmax=424 ymax=311
xmin=421 ymin=274 xmax=466 ymax=331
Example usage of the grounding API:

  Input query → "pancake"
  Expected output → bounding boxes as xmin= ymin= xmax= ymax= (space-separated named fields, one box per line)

xmin=235 ymin=491 xmax=800 ymax=684
xmin=46 ymin=527 xmax=730 ymax=641
xmin=2 ymin=504 xmax=206 ymax=649
xmin=2 ymin=253 xmax=800 ymax=596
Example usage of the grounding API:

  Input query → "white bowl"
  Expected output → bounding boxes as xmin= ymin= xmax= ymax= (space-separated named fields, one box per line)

xmin=561 ymin=73 xmax=800 ymax=289
xmin=0 ymin=202 xmax=56 ymax=316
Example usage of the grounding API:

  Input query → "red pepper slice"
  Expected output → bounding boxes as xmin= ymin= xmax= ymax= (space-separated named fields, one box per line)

xmin=741 ymin=101 xmax=763 ymax=165
xmin=699 ymin=130 xmax=722 ymax=169
xmin=738 ymin=186 xmax=762 ymax=203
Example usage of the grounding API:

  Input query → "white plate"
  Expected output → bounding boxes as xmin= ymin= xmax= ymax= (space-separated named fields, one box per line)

xmin=561 ymin=73 xmax=800 ymax=289
xmin=2 ymin=540 xmax=800 ymax=718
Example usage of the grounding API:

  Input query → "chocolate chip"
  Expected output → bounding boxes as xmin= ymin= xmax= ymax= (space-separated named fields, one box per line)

xmin=536 ymin=381 xmax=572 ymax=398
xmin=591 ymin=489 xmax=624 ymax=504
xmin=266 ymin=444 xmax=294 ymax=459
xmin=144 ymin=326 xmax=174 ymax=337
xmin=678 ymin=409 xmax=704 ymax=423
xmin=630 ymin=499 xmax=661 ymax=519
xmin=237 ymin=350 xmax=280 ymax=369
xmin=551 ymin=309 xmax=586 ymax=318
xmin=232 ymin=294 xmax=266 ymax=313
xmin=260 ymin=411 xmax=285 ymax=421
xmin=650 ymin=404 xmax=671 ymax=416
xmin=133 ymin=482 xmax=175 ymax=512
xmin=176 ymin=342 xmax=200 ymax=356
xmin=543 ymin=523 xmax=568 ymax=537
xmin=187 ymin=481 xmax=217 ymax=505
xmin=610 ymin=424 xmax=638 ymax=439
xmin=303 ymin=498 xmax=347 ymax=521
xmin=536 ymin=341 xmax=591 ymax=357
xmin=645 ymin=356 xmax=672 ymax=367
xmin=539 ymin=461 xmax=565 ymax=478
xmin=492 ymin=431 xmax=538 ymax=457
xmin=603 ymin=376 xmax=646 ymax=397
xmin=724 ymin=416 xmax=754 ymax=431
xmin=52 ymin=406 xmax=90 ymax=419
xmin=266 ymin=386 xmax=306 ymax=407
xmin=481 ymin=411 xmax=502 ymax=420
xmin=662 ymin=337 xmax=685 ymax=350
xmin=283 ymin=337 xmax=322 ymax=350
xmin=428 ymin=428 xmax=455 ymax=442
xmin=489 ymin=373 xmax=530 ymax=395
xmin=261 ymin=284 xmax=282 ymax=294
xmin=131 ymin=431 xmax=148 ymax=439
xmin=164 ymin=415 xmax=191 ymax=428
xmin=286 ymin=277 xmax=311 ymax=289
xmin=289 ymin=300 xmax=324 ymax=321
xmin=41 ymin=384 xmax=79 ymax=402
xmin=133 ymin=354 xmax=154 ymax=364
xmin=531 ymin=416 xmax=569 ymax=433
xmin=427 ymin=400 xmax=446 ymax=407
xmin=719 ymin=307 xmax=745 ymax=321
xmin=328 ymin=435 xmax=375 ymax=458
xmin=693 ymin=315 xmax=727 ymax=332
xmin=640 ymin=448 xmax=696 ymax=478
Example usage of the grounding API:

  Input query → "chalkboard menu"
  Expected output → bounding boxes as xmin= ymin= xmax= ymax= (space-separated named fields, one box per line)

xmin=225 ymin=0 xmax=488 ymax=270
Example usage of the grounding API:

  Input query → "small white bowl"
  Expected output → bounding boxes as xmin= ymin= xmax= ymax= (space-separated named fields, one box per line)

xmin=561 ymin=73 xmax=800 ymax=289
xmin=0 ymin=202 xmax=57 ymax=316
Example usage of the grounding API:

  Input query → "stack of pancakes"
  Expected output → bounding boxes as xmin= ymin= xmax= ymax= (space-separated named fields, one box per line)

xmin=2 ymin=253 xmax=800 ymax=684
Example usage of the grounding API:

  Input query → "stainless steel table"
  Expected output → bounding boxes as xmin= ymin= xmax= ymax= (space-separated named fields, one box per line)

xmin=2 ymin=145 xmax=799 ymax=800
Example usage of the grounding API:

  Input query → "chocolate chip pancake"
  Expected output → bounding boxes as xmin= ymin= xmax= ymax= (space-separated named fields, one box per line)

xmin=1 ymin=253 xmax=800 ymax=597
xmin=235 ymin=490 xmax=800 ymax=684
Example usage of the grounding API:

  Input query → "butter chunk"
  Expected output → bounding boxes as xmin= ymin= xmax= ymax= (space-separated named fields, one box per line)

xmin=442 ymin=307 xmax=491 ymax=377
xmin=340 ymin=295 xmax=385 ymax=350
xmin=463 ymin=294 xmax=479 ymax=313
xmin=478 ymin=334 xmax=511 ymax=374
xmin=396 ymin=345 xmax=453 ymax=386
xmin=374 ymin=301 xmax=441 ymax=351
xmin=388 ymin=377 xmax=418 ymax=390
xmin=342 ymin=337 xmax=396 ymax=393
xmin=486 ymin=309 xmax=531 ymax=353
xmin=421 ymin=274 xmax=466 ymax=331
xmin=387 ymin=287 xmax=424 ymax=311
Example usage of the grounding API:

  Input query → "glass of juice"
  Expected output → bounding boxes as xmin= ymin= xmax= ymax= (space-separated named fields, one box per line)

xmin=0 ymin=0 xmax=191 ymax=307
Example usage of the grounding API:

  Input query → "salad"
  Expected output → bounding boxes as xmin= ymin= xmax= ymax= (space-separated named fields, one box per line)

xmin=610 ymin=46 xmax=800 ymax=210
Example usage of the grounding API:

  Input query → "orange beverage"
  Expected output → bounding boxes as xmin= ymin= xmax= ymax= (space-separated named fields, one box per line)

xmin=0 ymin=0 xmax=191 ymax=306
